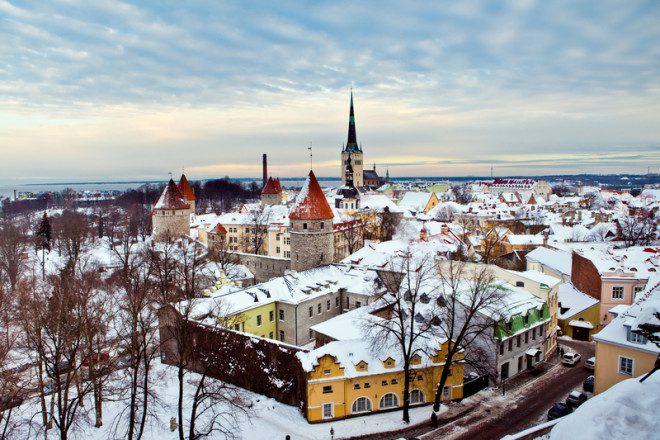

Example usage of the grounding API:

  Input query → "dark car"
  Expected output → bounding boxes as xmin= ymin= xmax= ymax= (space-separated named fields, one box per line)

xmin=566 ymin=390 xmax=588 ymax=408
xmin=583 ymin=375 xmax=595 ymax=393
xmin=547 ymin=402 xmax=572 ymax=420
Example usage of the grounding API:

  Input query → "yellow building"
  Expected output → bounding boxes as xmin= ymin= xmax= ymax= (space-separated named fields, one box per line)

xmin=209 ymin=288 xmax=279 ymax=340
xmin=593 ymin=277 xmax=659 ymax=394
xmin=298 ymin=339 xmax=464 ymax=422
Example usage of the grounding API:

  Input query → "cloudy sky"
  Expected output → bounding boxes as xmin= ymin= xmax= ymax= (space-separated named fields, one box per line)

xmin=1 ymin=0 xmax=659 ymax=183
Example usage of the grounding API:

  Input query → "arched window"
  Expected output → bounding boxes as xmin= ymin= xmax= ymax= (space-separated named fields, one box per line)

xmin=351 ymin=397 xmax=372 ymax=413
xmin=379 ymin=393 xmax=399 ymax=409
xmin=410 ymin=389 xmax=425 ymax=404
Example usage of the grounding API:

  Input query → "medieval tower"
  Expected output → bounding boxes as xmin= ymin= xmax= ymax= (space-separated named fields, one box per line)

xmin=340 ymin=91 xmax=364 ymax=187
xmin=289 ymin=170 xmax=334 ymax=271
xmin=152 ymin=178 xmax=191 ymax=241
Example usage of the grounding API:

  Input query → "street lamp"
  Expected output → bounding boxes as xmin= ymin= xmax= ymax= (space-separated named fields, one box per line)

xmin=330 ymin=427 xmax=334 ymax=439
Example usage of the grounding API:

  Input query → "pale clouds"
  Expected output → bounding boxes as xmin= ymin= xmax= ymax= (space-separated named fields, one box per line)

xmin=0 ymin=0 xmax=659 ymax=181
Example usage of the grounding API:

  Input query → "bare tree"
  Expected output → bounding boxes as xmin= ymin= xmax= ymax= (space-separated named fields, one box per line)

xmin=337 ymin=219 xmax=364 ymax=259
xmin=0 ymin=219 xmax=29 ymax=292
xmin=432 ymin=261 xmax=505 ymax=411
xmin=452 ymin=184 xmax=473 ymax=205
xmin=377 ymin=207 xmax=401 ymax=241
xmin=112 ymin=243 xmax=161 ymax=440
xmin=0 ymin=283 xmax=22 ymax=440
xmin=618 ymin=214 xmax=655 ymax=247
xmin=362 ymin=251 xmax=439 ymax=424
xmin=244 ymin=205 xmax=271 ymax=255
xmin=478 ymin=225 xmax=507 ymax=264
xmin=54 ymin=210 xmax=90 ymax=270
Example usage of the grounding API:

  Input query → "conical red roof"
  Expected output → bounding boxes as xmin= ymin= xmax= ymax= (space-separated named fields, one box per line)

xmin=262 ymin=176 xmax=283 ymax=195
xmin=177 ymin=174 xmax=196 ymax=201
xmin=289 ymin=171 xmax=334 ymax=220
xmin=154 ymin=179 xmax=191 ymax=210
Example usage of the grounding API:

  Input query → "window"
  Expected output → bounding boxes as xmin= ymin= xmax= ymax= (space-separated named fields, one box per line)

xmin=279 ymin=310 xmax=284 ymax=321
xmin=532 ymin=328 xmax=536 ymax=339
xmin=309 ymin=329 xmax=313 ymax=340
xmin=391 ymin=379 xmax=398 ymax=384
xmin=279 ymin=330 xmax=284 ymax=341
xmin=518 ymin=356 xmax=523 ymax=372
xmin=317 ymin=304 xmax=322 ymax=314
xmin=256 ymin=315 xmax=262 ymax=326
xmin=381 ymin=380 xmax=388 ymax=386
xmin=322 ymin=403 xmax=333 ymax=419
xmin=508 ymin=339 xmax=512 ymax=351
xmin=322 ymin=386 xmax=333 ymax=394
xmin=410 ymin=389 xmax=424 ymax=404
xmin=379 ymin=393 xmax=399 ymax=409
xmin=353 ymin=384 xmax=361 ymax=390
xmin=276 ymin=246 xmax=280 ymax=254
xmin=356 ymin=301 xmax=362 ymax=308
xmin=234 ymin=324 xmax=240 ymax=331
xmin=351 ymin=397 xmax=372 ymax=413
xmin=269 ymin=311 xmax=274 ymax=322
xmin=323 ymin=369 xmax=331 ymax=376
xmin=442 ymin=386 xmax=451 ymax=400
xmin=525 ymin=331 xmax=529 ymax=344
xmin=320 ymin=221 xmax=324 ymax=230
xmin=284 ymin=251 xmax=290 ymax=258
xmin=308 ymin=307 xmax=313 ymax=317
xmin=326 ymin=300 xmax=331 ymax=310
xmin=619 ymin=357 xmax=634 ymax=376
xmin=501 ymin=362 xmax=509 ymax=380
xmin=612 ymin=286 xmax=624 ymax=300
xmin=629 ymin=331 xmax=645 ymax=344
xmin=516 ymin=281 xmax=525 ymax=287
xmin=499 ymin=342 xmax=504 ymax=356
xmin=417 ymin=375 xmax=423 ymax=381
xmin=364 ymin=382 xmax=371 ymax=388
xmin=346 ymin=297 xmax=350 ymax=308
xmin=303 ymin=223 xmax=308 ymax=230
xmin=634 ymin=285 xmax=645 ymax=296
xmin=336 ymin=297 xmax=340 ymax=307
xmin=269 ymin=331 xmax=273 ymax=338
xmin=516 ymin=335 xmax=521 ymax=347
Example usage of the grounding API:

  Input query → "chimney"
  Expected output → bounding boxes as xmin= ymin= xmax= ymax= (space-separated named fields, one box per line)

xmin=262 ymin=154 xmax=267 ymax=188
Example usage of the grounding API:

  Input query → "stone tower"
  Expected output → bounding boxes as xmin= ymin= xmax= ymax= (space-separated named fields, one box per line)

xmin=340 ymin=91 xmax=363 ymax=187
xmin=289 ymin=170 xmax=334 ymax=271
xmin=152 ymin=178 xmax=191 ymax=241
xmin=261 ymin=176 xmax=284 ymax=206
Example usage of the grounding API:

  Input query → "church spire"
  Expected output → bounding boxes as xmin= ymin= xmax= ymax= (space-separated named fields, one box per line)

xmin=345 ymin=90 xmax=360 ymax=152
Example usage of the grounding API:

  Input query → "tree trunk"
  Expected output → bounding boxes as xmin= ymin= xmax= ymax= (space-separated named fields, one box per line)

xmin=402 ymin=364 xmax=410 ymax=424
xmin=177 ymin=365 xmax=185 ymax=440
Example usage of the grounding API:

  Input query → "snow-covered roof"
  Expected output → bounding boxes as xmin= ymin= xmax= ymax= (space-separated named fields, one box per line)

xmin=398 ymin=191 xmax=434 ymax=211
xmin=526 ymin=247 xmax=572 ymax=276
xmin=549 ymin=372 xmax=660 ymax=440
xmin=594 ymin=274 xmax=660 ymax=354
xmin=558 ymin=283 xmax=599 ymax=320
xmin=572 ymin=246 xmax=660 ymax=279
xmin=358 ymin=194 xmax=403 ymax=213
xmin=290 ymin=171 xmax=334 ymax=220
xmin=506 ymin=234 xmax=544 ymax=246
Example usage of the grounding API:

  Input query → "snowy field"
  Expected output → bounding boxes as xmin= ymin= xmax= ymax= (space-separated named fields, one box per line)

xmin=10 ymin=361 xmax=443 ymax=440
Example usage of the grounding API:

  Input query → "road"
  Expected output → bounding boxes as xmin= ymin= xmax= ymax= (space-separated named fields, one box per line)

xmin=434 ymin=339 xmax=595 ymax=440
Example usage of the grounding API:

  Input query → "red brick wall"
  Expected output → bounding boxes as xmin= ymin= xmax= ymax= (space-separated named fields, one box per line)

xmin=571 ymin=252 xmax=602 ymax=300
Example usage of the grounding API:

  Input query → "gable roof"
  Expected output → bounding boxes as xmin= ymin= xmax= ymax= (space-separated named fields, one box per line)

xmin=177 ymin=174 xmax=196 ymax=202
xmin=154 ymin=179 xmax=191 ymax=210
xmin=289 ymin=171 xmax=334 ymax=220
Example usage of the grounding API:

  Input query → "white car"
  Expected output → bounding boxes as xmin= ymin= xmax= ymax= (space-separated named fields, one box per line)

xmin=585 ymin=356 xmax=596 ymax=370
xmin=562 ymin=352 xmax=582 ymax=366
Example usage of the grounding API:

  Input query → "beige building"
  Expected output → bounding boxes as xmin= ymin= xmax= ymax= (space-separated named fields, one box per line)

xmin=593 ymin=276 xmax=659 ymax=394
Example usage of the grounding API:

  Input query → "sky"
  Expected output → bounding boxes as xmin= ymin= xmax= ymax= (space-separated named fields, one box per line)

xmin=1 ymin=0 xmax=659 ymax=183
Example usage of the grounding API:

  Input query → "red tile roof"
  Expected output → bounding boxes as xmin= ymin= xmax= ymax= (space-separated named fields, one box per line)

xmin=262 ymin=176 xmax=282 ymax=195
xmin=177 ymin=174 xmax=196 ymax=201
xmin=289 ymin=171 xmax=334 ymax=220
xmin=154 ymin=179 xmax=191 ymax=210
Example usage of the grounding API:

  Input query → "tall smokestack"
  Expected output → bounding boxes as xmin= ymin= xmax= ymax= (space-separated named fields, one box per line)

xmin=262 ymin=154 xmax=268 ymax=188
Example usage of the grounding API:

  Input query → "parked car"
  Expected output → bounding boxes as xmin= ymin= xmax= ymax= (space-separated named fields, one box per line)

xmin=583 ymin=375 xmax=595 ymax=393
xmin=562 ymin=352 xmax=581 ymax=366
xmin=548 ymin=402 xmax=573 ymax=420
xmin=566 ymin=390 xmax=588 ymax=408
xmin=585 ymin=356 xmax=596 ymax=370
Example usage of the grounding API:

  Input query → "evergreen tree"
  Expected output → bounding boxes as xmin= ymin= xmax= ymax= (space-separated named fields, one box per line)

xmin=36 ymin=212 xmax=52 ymax=251
xmin=98 ymin=213 xmax=105 ymax=239
xmin=35 ymin=212 xmax=51 ymax=280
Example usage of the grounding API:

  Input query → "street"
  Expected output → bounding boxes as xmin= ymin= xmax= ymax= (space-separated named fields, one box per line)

xmin=426 ymin=339 xmax=595 ymax=440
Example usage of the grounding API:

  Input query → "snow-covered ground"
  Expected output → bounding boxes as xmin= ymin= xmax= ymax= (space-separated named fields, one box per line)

xmin=10 ymin=361 xmax=443 ymax=440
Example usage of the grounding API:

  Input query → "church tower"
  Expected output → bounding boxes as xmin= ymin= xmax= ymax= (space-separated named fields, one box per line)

xmin=335 ymin=153 xmax=360 ymax=211
xmin=289 ymin=170 xmax=335 ymax=271
xmin=340 ymin=91 xmax=364 ymax=187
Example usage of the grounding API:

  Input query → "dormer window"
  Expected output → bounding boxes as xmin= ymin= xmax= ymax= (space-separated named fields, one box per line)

xmin=628 ymin=327 xmax=646 ymax=344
